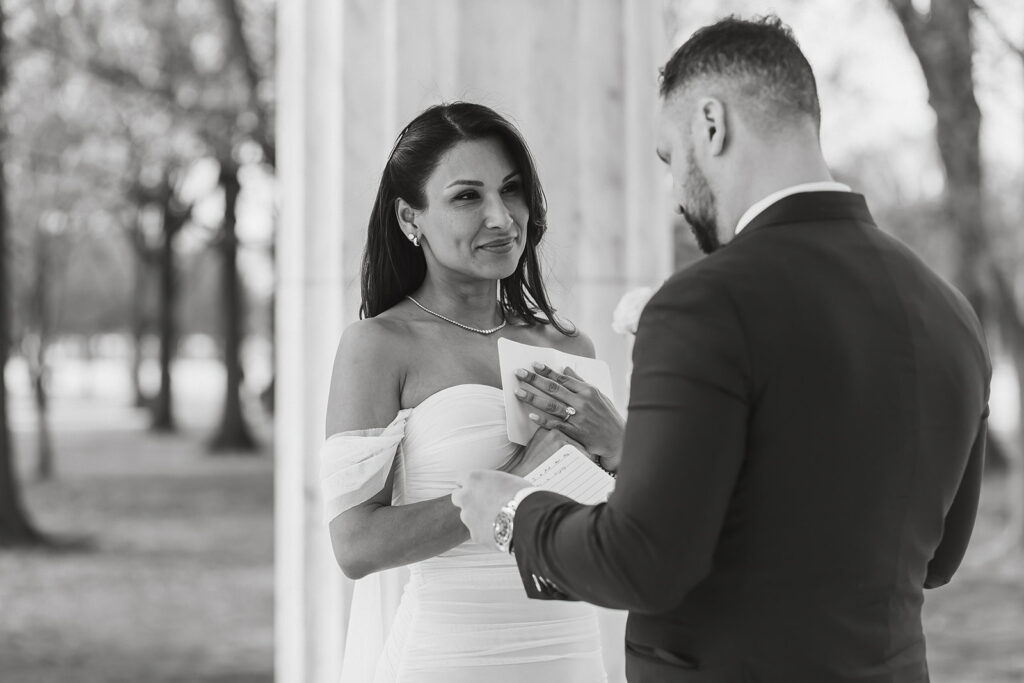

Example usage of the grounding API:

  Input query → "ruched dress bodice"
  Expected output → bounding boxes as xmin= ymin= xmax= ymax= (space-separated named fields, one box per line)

xmin=395 ymin=384 xmax=519 ymax=505
xmin=394 ymin=384 xmax=518 ymax=563
xmin=372 ymin=384 xmax=606 ymax=682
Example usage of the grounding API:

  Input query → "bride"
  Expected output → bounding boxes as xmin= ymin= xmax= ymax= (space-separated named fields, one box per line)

xmin=321 ymin=102 xmax=625 ymax=682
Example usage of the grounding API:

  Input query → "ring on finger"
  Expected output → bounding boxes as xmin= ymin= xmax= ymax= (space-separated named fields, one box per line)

xmin=562 ymin=405 xmax=577 ymax=423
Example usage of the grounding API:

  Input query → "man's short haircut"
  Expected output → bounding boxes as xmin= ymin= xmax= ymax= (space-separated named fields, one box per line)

xmin=660 ymin=15 xmax=821 ymax=128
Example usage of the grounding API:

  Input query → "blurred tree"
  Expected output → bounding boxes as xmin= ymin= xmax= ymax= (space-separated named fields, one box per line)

xmin=210 ymin=156 xmax=255 ymax=451
xmin=0 ymin=0 xmax=44 ymax=546
xmin=888 ymin=0 xmax=986 ymax=306
xmin=9 ymin=1 xmax=187 ymax=438
xmin=25 ymin=223 xmax=54 ymax=480
xmin=3 ymin=30 xmax=143 ymax=472
xmin=33 ymin=0 xmax=273 ymax=448
xmin=125 ymin=195 xmax=153 ymax=407
xmin=974 ymin=0 xmax=1024 ymax=550
xmin=117 ymin=117 xmax=199 ymax=423
xmin=151 ymin=168 xmax=191 ymax=433
xmin=889 ymin=0 xmax=1024 ymax=553
xmin=217 ymin=0 xmax=276 ymax=167
xmin=209 ymin=0 xmax=274 ymax=450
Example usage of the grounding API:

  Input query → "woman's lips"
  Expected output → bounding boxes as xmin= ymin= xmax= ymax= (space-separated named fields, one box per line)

xmin=478 ymin=237 xmax=516 ymax=253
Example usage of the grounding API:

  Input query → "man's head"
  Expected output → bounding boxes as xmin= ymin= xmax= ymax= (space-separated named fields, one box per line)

xmin=656 ymin=16 xmax=824 ymax=253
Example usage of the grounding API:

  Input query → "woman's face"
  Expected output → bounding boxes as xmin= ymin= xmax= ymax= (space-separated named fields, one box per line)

xmin=412 ymin=137 xmax=529 ymax=283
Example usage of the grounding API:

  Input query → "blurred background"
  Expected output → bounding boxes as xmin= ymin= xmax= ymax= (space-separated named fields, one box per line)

xmin=0 ymin=1 xmax=1021 ymax=682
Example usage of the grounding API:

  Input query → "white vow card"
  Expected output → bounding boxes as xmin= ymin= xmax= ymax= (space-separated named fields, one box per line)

xmin=497 ymin=337 xmax=615 ymax=445
xmin=525 ymin=445 xmax=615 ymax=504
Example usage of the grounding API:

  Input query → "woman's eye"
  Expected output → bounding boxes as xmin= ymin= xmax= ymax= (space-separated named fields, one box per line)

xmin=454 ymin=191 xmax=478 ymax=201
xmin=501 ymin=182 xmax=522 ymax=194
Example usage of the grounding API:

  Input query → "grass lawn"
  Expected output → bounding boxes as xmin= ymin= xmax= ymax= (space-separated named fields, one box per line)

xmin=0 ymin=375 xmax=1021 ymax=681
xmin=922 ymin=470 xmax=1024 ymax=683
xmin=0 ymin=388 xmax=273 ymax=683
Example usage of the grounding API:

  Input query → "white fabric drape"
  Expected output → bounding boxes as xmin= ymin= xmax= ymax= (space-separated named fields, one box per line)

xmin=338 ymin=564 xmax=409 ymax=683
xmin=321 ymin=410 xmax=412 ymax=523
xmin=320 ymin=411 xmax=413 ymax=683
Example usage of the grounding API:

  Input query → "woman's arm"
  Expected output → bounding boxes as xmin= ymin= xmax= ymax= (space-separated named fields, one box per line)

xmin=325 ymin=319 xmax=468 ymax=580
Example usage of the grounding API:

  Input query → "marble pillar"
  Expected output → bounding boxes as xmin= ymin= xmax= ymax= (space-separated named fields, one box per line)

xmin=275 ymin=0 xmax=343 ymax=680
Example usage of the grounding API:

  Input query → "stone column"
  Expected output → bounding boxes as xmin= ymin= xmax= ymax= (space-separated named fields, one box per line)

xmin=275 ymin=1 xmax=397 ymax=682
xmin=275 ymin=0 xmax=344 ymax=681
xmin=620 ymin=0 xmax=673 ymax=402
xmin=340 ymin=0 xmax=399 ymax=322
xmin=624 ymin=0 xmax=673 ymax=290
xmin=574 ymin=0 xmax=630 ymax=401
xmin=394 ymin=0 xmax=459 ymax=122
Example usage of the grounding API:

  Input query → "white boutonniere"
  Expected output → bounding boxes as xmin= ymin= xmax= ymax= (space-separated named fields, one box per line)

xmin=611 ymin=286 xmax=655 ymax=336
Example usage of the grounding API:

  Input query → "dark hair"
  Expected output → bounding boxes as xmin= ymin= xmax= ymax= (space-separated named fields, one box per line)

xmin=660 ymin=15 xmax=820 ymax=127
xmin=360 ymin=101 xmax=574 ymax=335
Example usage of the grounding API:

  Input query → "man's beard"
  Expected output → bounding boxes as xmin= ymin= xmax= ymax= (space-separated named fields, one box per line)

xmin=679 ymin=149 xmax=720 ymax=255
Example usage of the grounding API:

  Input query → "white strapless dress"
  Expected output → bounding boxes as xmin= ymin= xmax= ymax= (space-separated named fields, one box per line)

xmin=374 ymin=384 xmax=607 ymax=682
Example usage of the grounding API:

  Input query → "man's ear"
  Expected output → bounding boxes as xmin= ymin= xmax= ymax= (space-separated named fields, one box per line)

xmin=696 ymin=97 xmax=727 ymax=157
xmin=394 ymin=197 xmax=419 ymax=238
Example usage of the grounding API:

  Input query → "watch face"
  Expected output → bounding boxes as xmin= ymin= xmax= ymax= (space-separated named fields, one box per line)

xmin=493 ymin=510 xmax=513 ymax=548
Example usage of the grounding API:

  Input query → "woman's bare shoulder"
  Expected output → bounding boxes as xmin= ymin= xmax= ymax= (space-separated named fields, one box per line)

xmin=528 ymin=319 xmax=597 ymax=359
xmin=337 ymin=315 xmax=414 ymax=365
xmin=327 ymin=314 xmax=417 ymax=435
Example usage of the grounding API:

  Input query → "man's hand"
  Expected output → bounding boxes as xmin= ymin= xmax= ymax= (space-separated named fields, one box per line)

xmin=452 ymin=471 xmax=531 ymax=551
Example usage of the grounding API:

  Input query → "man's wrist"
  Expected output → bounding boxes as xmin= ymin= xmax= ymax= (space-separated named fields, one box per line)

xmin=509 ymin=486 xmax=542 ymax=510
xmin=495 ymin=486 xmax=542 ymax=554
xmin=600 ymin=433 xmax=624 ymax=472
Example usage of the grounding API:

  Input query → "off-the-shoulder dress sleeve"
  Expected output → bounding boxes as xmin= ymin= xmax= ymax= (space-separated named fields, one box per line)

xmin=320 ymin=409 xmax=412 ymax=523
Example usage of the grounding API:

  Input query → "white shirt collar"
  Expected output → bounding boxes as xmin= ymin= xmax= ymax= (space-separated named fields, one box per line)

xmin=734 ymin=181 xmax=853 ymax=236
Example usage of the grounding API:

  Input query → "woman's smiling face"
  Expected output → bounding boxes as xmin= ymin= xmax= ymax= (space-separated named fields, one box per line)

xmin=406 ymin=137 xmax=529 ymax=283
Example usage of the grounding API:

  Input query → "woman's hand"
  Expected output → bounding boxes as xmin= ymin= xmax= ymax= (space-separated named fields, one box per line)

xmin=514 ymin=363 xmax=625 ymax=471
xmin=500 ymin=426 xmax=587 ymax=477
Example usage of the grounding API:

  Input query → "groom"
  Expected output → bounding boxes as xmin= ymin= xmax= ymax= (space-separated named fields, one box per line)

xmin=453 ymin=15 xmax=990 ymax=682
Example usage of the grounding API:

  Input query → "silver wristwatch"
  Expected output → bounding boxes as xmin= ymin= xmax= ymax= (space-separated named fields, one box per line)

xmin=493 ymin=488 xmax=537 ymax=554
xmin=493 ymin=498 xmax=520 ymax=554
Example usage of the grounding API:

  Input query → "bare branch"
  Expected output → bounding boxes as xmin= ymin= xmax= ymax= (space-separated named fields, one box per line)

xmin=972 ymin=0 xmax=1024 ymax=59
xmin=217 ymin=0 xmax=275 ymax=166
xmin=23 ymin=29 xmax=235 ymax=142
xmin=219 ymin=0 xmax=262 ymax=106
xmin=887 ymin=0 xmax=931 ymax=48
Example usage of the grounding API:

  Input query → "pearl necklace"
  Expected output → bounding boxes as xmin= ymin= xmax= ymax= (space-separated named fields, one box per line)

xmin=405 ymin=295 xmax=507 ymax=335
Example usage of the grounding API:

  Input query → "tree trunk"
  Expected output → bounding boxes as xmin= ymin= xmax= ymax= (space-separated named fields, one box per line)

xmin=151 ymin=180 xmax=186 ymax=433
xmin=1013 ymin=353 xmax=1024 ymax=549
xmin=30 ymin=228 xmax=53 ymax=481
xmin=218 ymin=0 xmax=276 ymax=419
xmin=151 ymin=206 xmax=175 ymax=431
xmin=890 ymin=0 xmax=1024 ymax=552
xmin=1014 ymin=7 xmax=1024 ymax=552
xmin=1018 ymin=23 xmax=1023 ymax=549
xmin=32 ymin=354 xmax=51 ymax=480
xmin=890 ymin=0 xmax=985 ymax=303
xmin=211 ymin=159 xmax=255 ymax=452
xmin=130 ymin=210 xmax=148 ymax=408
xmin=992 ymin=269 xmax=1024 ymax=549
xmin=261 ymin=240 xmax=275 ymax=416
xmin=0 ymin=0 xmax=44 ymax=546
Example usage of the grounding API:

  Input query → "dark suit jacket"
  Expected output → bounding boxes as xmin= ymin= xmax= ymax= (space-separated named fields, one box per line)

xmin=511 ymin=192 xmax=991 ymax=682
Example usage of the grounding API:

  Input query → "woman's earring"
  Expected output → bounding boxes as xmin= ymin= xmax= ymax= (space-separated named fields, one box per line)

xmin=407 ymin=233 xmax=420 ymax=248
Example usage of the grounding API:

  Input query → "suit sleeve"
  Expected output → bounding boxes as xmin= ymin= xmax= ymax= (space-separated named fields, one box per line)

xmin=924 ymin=409 xmax=987 ymax=589
xmin=511 ymin=274 xmax=751 ymax=613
